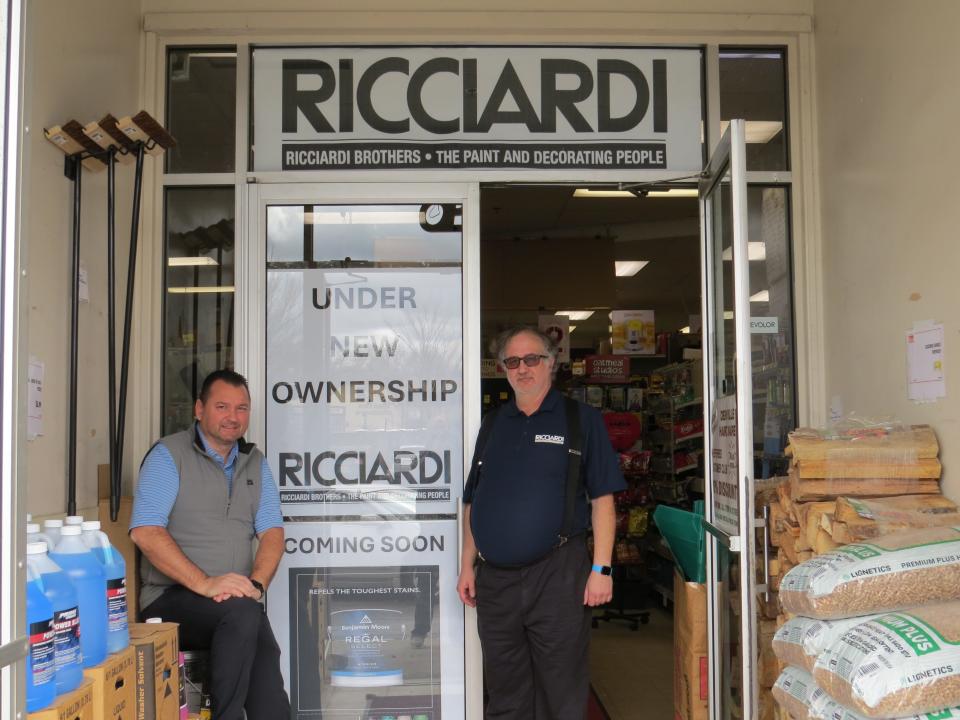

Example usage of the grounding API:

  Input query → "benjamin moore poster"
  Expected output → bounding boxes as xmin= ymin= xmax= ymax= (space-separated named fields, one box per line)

xmin=253 ymin=46 xmax=703 ymax=174
xmin=269 ymin=521 xmax=464 ymax=720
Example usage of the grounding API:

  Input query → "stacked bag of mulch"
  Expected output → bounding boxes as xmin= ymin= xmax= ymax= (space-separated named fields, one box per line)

xmin=771 ymin=524 xmax=960 ymax=719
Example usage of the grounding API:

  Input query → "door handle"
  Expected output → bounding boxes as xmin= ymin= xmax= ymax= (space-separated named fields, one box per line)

xmin=757 ymin=507 xmax=771 ymax=602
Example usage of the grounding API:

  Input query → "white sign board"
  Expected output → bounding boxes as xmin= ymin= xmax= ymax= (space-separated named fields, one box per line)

xmin=907 ymin=323 xmax=946 ymax=402
xmin=750 ymin=316 xmax=779 ymax=334
xmin=269 ymin=520 xmax=464 ymax=719
xmin=267 ymin=267 xmax=463 ymax=517
xmin=253 ymin=46 xmax=704 ymax=174
xmin=710 ymin=394 xmax=739 ymax=536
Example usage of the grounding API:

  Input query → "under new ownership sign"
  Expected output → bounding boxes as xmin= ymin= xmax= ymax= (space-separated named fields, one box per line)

xmin=252 ymin=46 xmax=703 ymax=174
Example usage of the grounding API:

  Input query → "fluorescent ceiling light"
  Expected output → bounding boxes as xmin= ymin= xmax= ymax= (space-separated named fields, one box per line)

xmin=615 ymin=260 xmax=650 ymax=276
xmin=190 ymin=52 xmax=237 ymax=58
xmin=305 ymin=210 xmax=420 ymax=225
xmin=722 ymin=242 xmax=767 ymax=262
xmin=645 ymin=188 xmax=698 ymax=198
xmin=568 ymin=325 xmax=577 ymax=333
xmin=574 ymin=188 xmax=696 ymax=199
xmin=556 ymin=310 xmax=594 ymax=321
xmin=679 ymin=326 xmax=691 ymax=334
xmin=750 ymin=290 xmax=770 ymax=303
xmin=167 ymin=286 xmax=235 ymax=294
xmin=719 ymin=119 xmax=784 ymax=144
xmin=168 ymin=257 xmax=219 ymax=267
xmin=723 ymin=310 xmax=735 ymax=320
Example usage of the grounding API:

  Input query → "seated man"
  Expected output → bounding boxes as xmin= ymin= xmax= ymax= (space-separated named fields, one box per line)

xmin=130 ymin=369 xmax=290 ymax=720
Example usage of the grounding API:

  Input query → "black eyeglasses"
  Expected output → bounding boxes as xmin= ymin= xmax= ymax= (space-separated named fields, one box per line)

xmin=502 ymin=354 xmax=549 ymax=369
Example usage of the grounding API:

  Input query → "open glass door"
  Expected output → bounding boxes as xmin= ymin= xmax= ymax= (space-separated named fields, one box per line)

xmin=700 ymin=120 xmax=759 ymax=720
xmin=245 ymin=182 xmax=479 ymax=720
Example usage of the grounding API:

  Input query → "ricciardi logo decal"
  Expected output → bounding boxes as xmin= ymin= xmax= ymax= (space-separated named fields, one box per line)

xmin=535 ymin=434 xmax=565 ymax=445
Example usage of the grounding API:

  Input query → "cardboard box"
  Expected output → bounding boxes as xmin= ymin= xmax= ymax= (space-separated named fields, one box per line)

xmin=674 ymin=570 xmax=708 ymax=720
xmin=84 ymin=645 xmax=136 ymax=720
xmin=129 ymin=623 xmax=180 ymax=720
xmin=97 ymin=477 xmax=138 ymax=622
xmin=28 ymin=677 xmax=95 ymax=720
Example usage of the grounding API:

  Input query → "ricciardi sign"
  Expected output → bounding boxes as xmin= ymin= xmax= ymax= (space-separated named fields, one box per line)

xmin=252 ymin=46 xmax=703 ymax=174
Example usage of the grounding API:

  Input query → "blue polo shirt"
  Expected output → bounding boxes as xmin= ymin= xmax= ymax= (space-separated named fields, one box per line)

xmin=463 ymin=389 xmax=626 ymax=566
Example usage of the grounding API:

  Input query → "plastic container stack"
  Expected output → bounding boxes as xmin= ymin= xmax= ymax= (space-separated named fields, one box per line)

xmin=26 ymin=541 xmax=83 ymax=696
xmin=25 ymin=543 xmax=57 ymax=711
xmin=50 ymin=525 xmax=108 ymax=668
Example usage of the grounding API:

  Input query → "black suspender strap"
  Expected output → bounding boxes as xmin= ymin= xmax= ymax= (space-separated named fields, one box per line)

xmin=558 ymin=396 xmax=583 ymax=545
xmin=464 ymin=406 xmax=500 ymax=496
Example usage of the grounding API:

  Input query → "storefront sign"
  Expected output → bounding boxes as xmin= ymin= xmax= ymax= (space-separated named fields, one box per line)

xmin=611 ymin=310 xmax=656 ymax=354
xmin=585 ymin=354 xmax=630 ymax=383
xmin=750 ymin=316 xmax=779 ymax=334
xmin=710 ymin=394 xmax=739 ymax=536
xmin=269 ymin=520 xmax=464 ymax=719
xmin=266 ymin=267 xmax=463 ymax=517
xmin=253 ymin=46 xmax=703 ymax=174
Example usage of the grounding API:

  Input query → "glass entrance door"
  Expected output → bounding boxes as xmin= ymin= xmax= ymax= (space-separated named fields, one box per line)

xmin=247 ymin=182 xmax=478 ymax=720
xmin=699 ymin=120 xmax=758 ymax=720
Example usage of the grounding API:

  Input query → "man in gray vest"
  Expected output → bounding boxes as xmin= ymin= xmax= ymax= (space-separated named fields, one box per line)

xmin=130 ymin=369 xmax=290 ymax=720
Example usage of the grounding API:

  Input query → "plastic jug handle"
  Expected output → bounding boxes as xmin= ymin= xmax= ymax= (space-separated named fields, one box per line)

xmin=96 ymin=530 xmax=117 ymax=563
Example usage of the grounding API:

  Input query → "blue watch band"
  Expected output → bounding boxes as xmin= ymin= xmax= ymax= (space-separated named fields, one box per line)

xmin=592 ymin=564 xmax=612 ymax=575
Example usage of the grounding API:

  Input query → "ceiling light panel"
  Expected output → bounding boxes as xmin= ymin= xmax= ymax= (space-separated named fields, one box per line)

xmin=615 ymin=260 xmax=650 ymax=276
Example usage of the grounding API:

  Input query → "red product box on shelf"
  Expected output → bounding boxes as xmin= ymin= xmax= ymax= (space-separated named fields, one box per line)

xmin=673 ymin=417 xmax=704 ymax=441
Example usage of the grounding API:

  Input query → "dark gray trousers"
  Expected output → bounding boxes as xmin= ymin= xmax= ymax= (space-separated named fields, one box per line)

xmin=143 ymin=586 xmax=291 ymax=720
xmin=475 ymin=537 xmax=592 ymax=720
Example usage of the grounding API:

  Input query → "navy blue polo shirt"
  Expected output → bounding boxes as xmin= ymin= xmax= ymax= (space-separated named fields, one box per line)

xmin=463 ymin=389 xmax=626 ymax=566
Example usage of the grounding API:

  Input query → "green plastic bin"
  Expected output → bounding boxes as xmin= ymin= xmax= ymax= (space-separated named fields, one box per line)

xmin=653 ymin=501 xmax=706 ymax=583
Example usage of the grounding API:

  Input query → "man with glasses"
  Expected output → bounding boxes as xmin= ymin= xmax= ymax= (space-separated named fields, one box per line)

xmin=457 ymin=326 xmax=625 ymax=719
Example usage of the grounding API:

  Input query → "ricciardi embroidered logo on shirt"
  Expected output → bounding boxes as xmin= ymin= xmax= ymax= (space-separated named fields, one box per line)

xmin=534 ymin=434 xmax=565 ymax=445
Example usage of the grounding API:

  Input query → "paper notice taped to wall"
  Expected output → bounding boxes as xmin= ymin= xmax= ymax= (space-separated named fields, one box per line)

xmin=906 ymin=322 xmax=946 ymax=403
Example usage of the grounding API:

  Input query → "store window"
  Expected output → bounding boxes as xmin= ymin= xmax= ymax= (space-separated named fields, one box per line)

xmin=719 ymin=48 xmax=789 ymax=172
xmin=745 ymin=185 xmax=795 ymax=477
xmin=166 ymin=47 xmax=237 ymax=173
xmin=162 ymin=187 xmax=235 ymax=434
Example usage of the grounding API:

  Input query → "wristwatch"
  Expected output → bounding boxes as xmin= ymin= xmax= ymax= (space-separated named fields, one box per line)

xmin=591 ymin=564 xmax=613 ymax=576
xmin=249 ymin=577 xmax=265 ymax=599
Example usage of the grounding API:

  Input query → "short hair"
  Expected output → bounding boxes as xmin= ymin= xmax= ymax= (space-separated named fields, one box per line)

xmin=493 ymin=326 xmax=558 ymax=363
xmin=198 ymin=369 xmax=249 ymax=403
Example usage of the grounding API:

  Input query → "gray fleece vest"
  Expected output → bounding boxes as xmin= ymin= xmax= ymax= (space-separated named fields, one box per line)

xmin=139 ymin=425 xmax=263 ymax=610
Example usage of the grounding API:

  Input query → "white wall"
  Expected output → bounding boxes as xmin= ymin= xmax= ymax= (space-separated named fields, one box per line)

xmin=814 ymin=0 xmax=960 ymax=495
xmin=22 ymin=0 xmax=141 ymax=515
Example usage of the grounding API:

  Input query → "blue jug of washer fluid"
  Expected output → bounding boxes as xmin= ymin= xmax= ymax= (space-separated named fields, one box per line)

xmin=27 ymin=543 xmax=82 ymax=695
xmin=81 ymin=520 xmax=129 ymax=653
xmin=51 ymin=525 xmax=107 ymax=668
xmin=26 ymin=543 xmax=56 ymax=711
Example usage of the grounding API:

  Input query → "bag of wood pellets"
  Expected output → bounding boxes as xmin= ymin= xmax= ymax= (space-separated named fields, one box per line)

xmin=814 ymin=694 xmax=960 ymax=720
xmin=773 ymin=666 xmax=821 ymax=720
xmin=773 ymin=615 xmax=878 ymax=673
xmin=780 ymin=526 xmax=960 ymax=619
xmin=813 ymin=603 xmax=960 ymax=717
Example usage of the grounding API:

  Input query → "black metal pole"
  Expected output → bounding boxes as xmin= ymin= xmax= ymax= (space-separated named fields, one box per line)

xmin=67 ymin=157 xmax=82 ymax=516
xmin=106 ymin=147 xmax=118 ymax=521
xmin=113 ymin=142 xmax=145 ymax=521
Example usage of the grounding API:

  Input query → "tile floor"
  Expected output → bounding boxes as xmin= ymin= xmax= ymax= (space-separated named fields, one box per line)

xmin=589 ymin=606 xmax=675 ymax=719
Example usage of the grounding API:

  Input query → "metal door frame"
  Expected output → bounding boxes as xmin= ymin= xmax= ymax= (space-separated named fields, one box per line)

xmin=699 ymin=119 xmax=757 ymax=720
